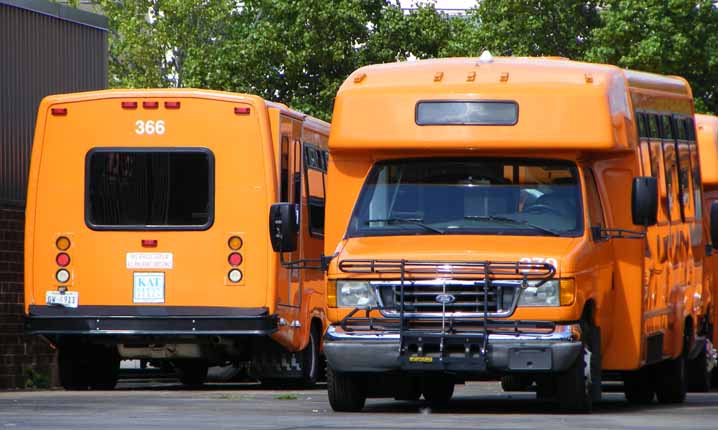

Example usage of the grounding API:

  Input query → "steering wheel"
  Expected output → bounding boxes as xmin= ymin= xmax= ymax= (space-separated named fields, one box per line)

xmin=523 ymin=204 xmax=565 ymax=216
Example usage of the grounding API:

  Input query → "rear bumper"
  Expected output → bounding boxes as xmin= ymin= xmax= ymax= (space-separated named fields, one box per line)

xmin=25 ymin=305 xmax=278 ymax=336
xmin=324 ymin=322 xmax=582 ymax=374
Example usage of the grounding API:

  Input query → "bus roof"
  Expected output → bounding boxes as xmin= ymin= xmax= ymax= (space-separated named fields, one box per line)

xmin=39 ymin=88 xmax=329 ymax=131
xmin=330 ymin=56 xmax=691 ymax=152
xmin=697 ymin=114 xmax=718 ymax=186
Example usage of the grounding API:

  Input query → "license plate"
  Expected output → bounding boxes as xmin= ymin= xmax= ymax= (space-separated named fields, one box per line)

xmin=133 ymin=272 xmax=165 ymax=303
xmin=46 ymin=291 xmax=79 ymax=308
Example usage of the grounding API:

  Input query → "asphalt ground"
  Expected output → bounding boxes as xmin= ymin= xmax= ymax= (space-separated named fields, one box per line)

xmin=1 ymin=380 xmax=717 ymax=430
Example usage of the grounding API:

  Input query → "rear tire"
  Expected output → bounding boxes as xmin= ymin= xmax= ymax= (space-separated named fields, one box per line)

xmin=687 ymin=341 xmax=713 ymax=392
xmin=655 ymin=355 xmax=686 ymax=404
xmin=421 ymin=376 xmax=454 ymax=407
xmin=327 ymin=367 xmax=366 ymax=412
xmin=623 ymin=367 xmax=655 ymax=404
xmin=58 ymin=345 xmax=90 ymax=390
xmin=175 ymin=360 xmax=208 ymax=387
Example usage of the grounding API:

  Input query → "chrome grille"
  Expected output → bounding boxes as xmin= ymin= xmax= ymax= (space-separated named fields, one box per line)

xmin=373 ymin=279 xmax=521 ymax=317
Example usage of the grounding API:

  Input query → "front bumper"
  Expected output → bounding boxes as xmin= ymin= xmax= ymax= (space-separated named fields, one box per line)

xmin=25 ymin=305 xmax=278 ymax=337
xmin=324 ymin=322 xmax=582 ymax=374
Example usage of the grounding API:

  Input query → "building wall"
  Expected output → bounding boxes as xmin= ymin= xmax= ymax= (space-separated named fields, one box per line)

xmin=0 ymin=0 xmax=107 ymax=388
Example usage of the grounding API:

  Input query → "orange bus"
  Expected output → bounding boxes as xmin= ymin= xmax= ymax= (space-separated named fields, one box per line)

xmin=24 ymin=89 xmax=329 ymax=389
xmin=269 ymin=55 xmax=718 ymax=412
xmin=694 ymin=113 xmax=718 ymax=389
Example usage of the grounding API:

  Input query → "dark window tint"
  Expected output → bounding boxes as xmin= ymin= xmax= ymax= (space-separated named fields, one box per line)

xmin=637 ymin=113 xmax=647 ymax=138
xmin=686 ymin=118 xmax=696 ymax=141
xmin=304 ymin=144 xmax=326 ymax=236
xmin=416 ymin=101 xmax=518 ymax=125
xmin=584 ymin=168 xmax=605 ymax=231
xmin=690 ymin=144 xmax=703 ymax=220
xmin=649 ymin=115 xmax=661 ymax=138
xmin=661 ymin=115 xmax=674 ymax=139
xmin=87 ymin=150 xmax=213 ymax=229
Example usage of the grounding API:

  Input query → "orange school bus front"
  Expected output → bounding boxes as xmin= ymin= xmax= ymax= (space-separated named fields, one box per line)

xmin=319 ymin=56 xmax=717 ymax=412
xmin=24 ymin=89 xmax=329 ymax=389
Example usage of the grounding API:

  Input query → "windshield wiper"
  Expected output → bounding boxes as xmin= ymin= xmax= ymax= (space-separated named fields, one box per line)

xmin=464 ymin=215 xmax=561 ymax=237
xmin=367 ymin=218 xmax=445 ymax=234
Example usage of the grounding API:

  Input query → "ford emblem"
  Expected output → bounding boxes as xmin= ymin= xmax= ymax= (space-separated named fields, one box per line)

xmin=435 ymin=294 xmax=456 ymax=304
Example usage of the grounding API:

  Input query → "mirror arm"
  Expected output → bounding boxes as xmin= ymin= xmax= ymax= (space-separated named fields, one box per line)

xmin=278 ymin=252 xmax=334 ymax=271
xmin=599 ymin=227 xmax=645 ymax=240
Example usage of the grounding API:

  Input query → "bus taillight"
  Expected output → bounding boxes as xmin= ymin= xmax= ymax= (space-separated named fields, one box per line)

xmin=228 ymin=252 xmax=243 ymax=266
xmin=141 ymin=239 xmax=158 ymax=248
xmin=56 ymin=253 xmax=70 ymax=267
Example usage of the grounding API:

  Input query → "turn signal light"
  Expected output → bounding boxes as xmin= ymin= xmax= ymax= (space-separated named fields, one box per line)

xmin=228 ymin=269 xmax=243 ymax=283
xmin=327 ymin=280 xmax=337 ymax=307
xmin=228 ymin=236 xmax=243 ymax=250
xmin=560 ymin=279 xmax=576 ymax=306
xmin=228 ymin=252 xmax=243 ymax=266
xmin=56 ymin=236 xmax=71 ymax=251
xmin=56 ymin=253 xmax=70 ymax=267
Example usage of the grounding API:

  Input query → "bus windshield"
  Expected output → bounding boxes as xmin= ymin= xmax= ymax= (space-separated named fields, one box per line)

xmin=346 ymin=158 xmax=583 ymax=238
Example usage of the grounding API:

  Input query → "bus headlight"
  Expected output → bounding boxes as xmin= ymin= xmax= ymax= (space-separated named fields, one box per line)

xmin=336 ymin=280 xmax=377 ymax=308
xmin=517 ymin=280 xmax=560 ymax=307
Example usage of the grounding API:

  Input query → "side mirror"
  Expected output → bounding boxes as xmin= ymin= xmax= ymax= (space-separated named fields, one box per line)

xmin=711 ymin=201 xmax=718 ymax=250
xmin=269 ymin=203 xmax=298 ymax=253
xmin=631 ymin=176 xmax=658 ymax=227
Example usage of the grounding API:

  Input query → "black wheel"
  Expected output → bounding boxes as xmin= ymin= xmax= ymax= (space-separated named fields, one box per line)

xmin=58 ymin=345 xmax=90 ymax=390
xmin=501 ymin=375 xmax=532 ymax=392
xmin=624 ymin=367 xmax=655 ymax=404
xmin=421 ymin=376 xmax=454 ymax=407
xmin=326 ymin=367 xmax=366 ymax=412
xmin=89 ymin=345 xmax=120 ymax=390
xmin=655 ymin=355 xmax=686 ymax=403
xmin=175 ymin=360 xmax=209 ymax=387
xmin=556 ymin=320 xmax=598 ymax=413
xmin=59 ymin=344 xmax=119 ymax=390
xmin=687 ymin=341 xmax=713 ymax=392
xmin=299 ymin=325 xmax=321 ymax=387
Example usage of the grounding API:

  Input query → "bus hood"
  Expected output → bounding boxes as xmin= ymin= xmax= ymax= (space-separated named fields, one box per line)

xmin=332 ymin=235 xmax=583 ymax=277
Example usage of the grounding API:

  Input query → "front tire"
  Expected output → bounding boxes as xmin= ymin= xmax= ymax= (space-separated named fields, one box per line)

xmin=687 ymin=340 xmax=714 ymax=392
xmin=556 ymin=320 xmax=599 ymax=413
xmin=327 ymin=367 xmax=366 ymax=412
xmin=421 ymin=376 xmax=455 ymax=407
xmin=655 ymin=355 xmax=686 ymax=403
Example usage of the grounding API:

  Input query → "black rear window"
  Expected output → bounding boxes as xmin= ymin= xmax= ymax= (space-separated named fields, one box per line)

xmin=416 ymin=101 xmax=518 ymax=126
xmin=86 ymin=149 xmax=214 ymax=230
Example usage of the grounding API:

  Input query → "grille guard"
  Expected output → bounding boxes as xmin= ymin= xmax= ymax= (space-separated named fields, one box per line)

xmin=336 ymin=258 xmax=557 ymax=363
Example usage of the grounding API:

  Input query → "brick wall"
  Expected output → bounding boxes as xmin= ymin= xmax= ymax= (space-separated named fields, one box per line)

xmin=0 ymin=205 xmax=56 ymax=388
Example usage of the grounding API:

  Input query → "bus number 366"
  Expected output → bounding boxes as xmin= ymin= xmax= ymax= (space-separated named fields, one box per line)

xmin=135 ymin=120 xmax=165 ymax=135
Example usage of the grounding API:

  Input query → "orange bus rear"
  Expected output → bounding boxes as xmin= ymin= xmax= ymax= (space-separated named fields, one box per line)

xmin=274 ymin=55 xmax=718 ymax=412
xmin=24 ymin=89 xmax=329 ymax=389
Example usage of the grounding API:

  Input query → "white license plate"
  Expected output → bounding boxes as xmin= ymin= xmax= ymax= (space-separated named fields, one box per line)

xmin=133 ymin=272 xmax=165 ymax=304
xmin=46 ymin=291 xmax=79 ymax=308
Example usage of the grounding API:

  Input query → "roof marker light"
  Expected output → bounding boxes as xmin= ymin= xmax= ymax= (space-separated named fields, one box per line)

xmin=51 ymin=108 xmax=67 ymax=116
xmin=234 ymin=106 xmax=250 ymax=115
xmin=143 ymin=101 xmax=159 ymax=109
xmin=433 ymin=72 xmax=444 ymax=82
xmin=164 ymin=101 xmax=181 ymax=109
xmin=478 ymin=50 xmax=494 ymax=64
xmin=121 ymin=101 xmax=138 ymax=109
xmin=500 ymin=72 xmax=510 ymax=82
xmin=466 ymin=71 xmax=476 ymax=82
xmin=584 ymin=73 xmax=594 ymax=84
xmin=142 ymin=239 xmax=158 ymax=248
xmin=353 ymin=73 xmax=366 ymax=83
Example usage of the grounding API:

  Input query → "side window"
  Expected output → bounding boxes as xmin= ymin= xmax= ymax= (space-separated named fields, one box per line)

xmin=584 ymin=168 xmax=606 ymax=233
xmin=637 ymin=112 xmax=648 ymax=138
xmin=280 ymin=135 xmax=289 ymax=202
xmin=677 ymin=142 xmax=695 ymax=221
xmin=303 ymin=144 xmax=326 ymax=236
xmin=662 ymin=141 xmax=681 ymax=222
xmin=689 ymin=143 xmax=703 ymax=221
xmin=648 ymin=114 xmax=661 ymax=139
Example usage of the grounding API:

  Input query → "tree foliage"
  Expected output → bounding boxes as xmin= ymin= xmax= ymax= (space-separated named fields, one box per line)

xmin=98 ymin=0 xmax=718 ymax=118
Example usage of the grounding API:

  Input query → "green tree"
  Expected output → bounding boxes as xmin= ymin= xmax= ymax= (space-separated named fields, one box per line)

xmin=460 ymin=0 xmax=602 ymax=59
xmin=587 ymin=0 xmax=718 ymax=113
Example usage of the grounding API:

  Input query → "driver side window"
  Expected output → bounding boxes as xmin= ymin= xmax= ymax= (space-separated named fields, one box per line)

xmin=584 ymin=168 xmax=605 ymax=232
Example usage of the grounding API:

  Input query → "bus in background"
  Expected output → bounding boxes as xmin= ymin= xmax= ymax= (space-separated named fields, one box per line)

xmin=269 ymin=55 xmax=718 ymax=412
xmin=695 ymin=113 xmax=718 ymax=389
xmin=24 ymin=89 xmax=329 ymax=389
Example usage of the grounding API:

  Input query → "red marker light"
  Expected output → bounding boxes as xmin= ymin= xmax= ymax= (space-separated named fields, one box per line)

xmin=56 ymin=253 xmax=71 ymax=267
xmin=164 ymin=101 xmax=181 ymax=109
xmin=51 ymin=108 xmax=67 ymax=116
xmin=141 ymin=239 xmax=158 ymax=248
xmin=143 ymin=101 xmax=159 ymax=109
xmin=228 ymin=252 xmax=243 ymax=266
xmin=234 ymin=107 xmax=250 ymax=115
xmin=121 ymin=101 xmax=138 ymax=109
